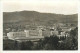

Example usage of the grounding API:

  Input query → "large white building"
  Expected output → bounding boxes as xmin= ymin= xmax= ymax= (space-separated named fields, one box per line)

xmin=7 ymin=29 xmax=44 ymax=41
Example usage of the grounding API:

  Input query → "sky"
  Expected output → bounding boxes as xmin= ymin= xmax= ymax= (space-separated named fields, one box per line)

xmin=2 ymin=0 xmax=78 ymax=15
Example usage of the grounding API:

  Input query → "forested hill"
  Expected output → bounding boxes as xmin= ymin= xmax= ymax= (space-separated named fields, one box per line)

xmin=3 ymin=11 xmax=78 ymax=25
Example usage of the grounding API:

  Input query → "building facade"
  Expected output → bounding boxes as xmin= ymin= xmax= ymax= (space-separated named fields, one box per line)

xmin=7 ymin=29 xmax=44 ymax=41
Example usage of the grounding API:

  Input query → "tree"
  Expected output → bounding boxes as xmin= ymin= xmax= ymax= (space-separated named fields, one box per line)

xmin=58 ymin=27 xmax=78 ymax=50
xmin=70 ymin=27 xmax=78 ymax=50
xmin=20 ymin=41 xmax=33 ymax=50
xmin=33 ymin=36 xmax=59 ymax=50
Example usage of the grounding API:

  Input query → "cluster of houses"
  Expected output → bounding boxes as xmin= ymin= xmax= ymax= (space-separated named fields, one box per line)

xmin=3 ymin=23 xmax=76 ymax=42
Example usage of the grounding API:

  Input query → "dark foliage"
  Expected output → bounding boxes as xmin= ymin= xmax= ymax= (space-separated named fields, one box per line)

xmin=20 ymin=41 xmax=33 ymax=50
xmin=3 ymin=27 xmax=78 ymax=50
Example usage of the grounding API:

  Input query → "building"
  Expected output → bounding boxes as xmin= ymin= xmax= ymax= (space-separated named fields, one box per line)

xmin=3 ymin=32 xmax=8 ymax=40
xmin=7 ymin=29 xmax=44 ymax=41
xmin=57 ymin=31 xmax=69 ymax=39
xmin=50 ymin=30 xmax=58 ymax=36
xmin=3 ymin=36 xmax=8 ymax=40
xmin=42 ymin=30 xmax=51 ymax=37
xmin=60 ymin=27 xmax=71 ymax=32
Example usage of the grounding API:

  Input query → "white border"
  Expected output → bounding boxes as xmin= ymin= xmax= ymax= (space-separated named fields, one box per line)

xmin=0 ymin=0 xmax=80 ymax=53
xmin=0 ymin=0 xmax=3 ymax=53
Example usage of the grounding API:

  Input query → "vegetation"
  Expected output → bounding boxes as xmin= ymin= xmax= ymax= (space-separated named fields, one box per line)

xmin=3 ymin=11 xmax=77 ymax=26
xmin=3 ymin=27 xmax=78 ymax=50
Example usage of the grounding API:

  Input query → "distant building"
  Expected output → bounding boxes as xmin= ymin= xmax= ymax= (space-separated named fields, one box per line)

xmin=57 ymin=31 xmax=69 ymax=39
xmin=12 ymin=29 xmax=16 ymax=32
xmin=50 ymin=30 xmax=58 ymax=36
xmin=60 ymin=27 xmax=71 ymax=32
xmin=3 ymin=36 xmax=8 ymax=40
xmin=70 ymin=27 xmax=76 ymax=30
xmin=42 ymin=30 xmax=51 ymax=37
xmin=3 ymin=32 xmax=8 ymax=40
xmin=7 ymin=32 xmax=28 ymax=40
xmin=7 ymin=29 xmax=44 ymax=41
xmin=5 ymin=28 xmax=11 ymax=31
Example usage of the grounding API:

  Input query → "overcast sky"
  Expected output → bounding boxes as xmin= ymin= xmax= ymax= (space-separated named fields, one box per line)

xmin=2 ymin=0 xmax=78 ymax=15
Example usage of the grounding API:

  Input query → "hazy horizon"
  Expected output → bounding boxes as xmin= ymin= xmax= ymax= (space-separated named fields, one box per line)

xmin=3 ymin=0 xmax=78 ymax=15
xmin=3 ymin=10 xmax=78 ymax=15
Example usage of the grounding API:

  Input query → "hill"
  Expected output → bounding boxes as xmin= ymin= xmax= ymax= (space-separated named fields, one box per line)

xmin=3 ymin=11 xmax=78 ymax=26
